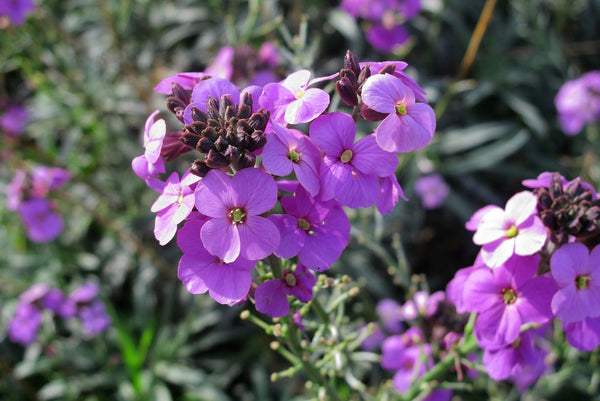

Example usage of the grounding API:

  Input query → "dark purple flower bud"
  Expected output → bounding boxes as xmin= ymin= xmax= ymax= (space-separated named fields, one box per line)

xmin=361 ymin=104 xmax=387 ymax=122
xmin=191 ymin=160 xmax=211 ymax=177
xmin=206 ymin=149 xmax=229 ymax=168
xmin=343 ymin=50 xmax=361 ymax=76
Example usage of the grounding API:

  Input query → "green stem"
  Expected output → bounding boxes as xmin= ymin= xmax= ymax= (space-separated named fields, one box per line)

xmin=267 ymin=255 xmax=284 ymax=279
xmin=310 ymin=296 xmax=330 ymax=324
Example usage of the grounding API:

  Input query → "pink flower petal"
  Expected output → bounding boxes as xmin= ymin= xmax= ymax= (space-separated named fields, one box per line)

xmin=351 ymin=135 xmax=398 ymax=177
xmin=201 ymin=218 xmax=241 ymax=263
xmin=231 ymin=168 xmax=277 ymax=216
xmin=310 ymin=112 xmax=355 ymax=157
xmin=194 ymin=169 xmax=235 ymax=217
xmin=237 ymin=216 xmax=280 ymax=261
xmin=362 ymin=73 xmax=413 ymax=114
xmin=551 ymin=243 xmax=588 ymax=285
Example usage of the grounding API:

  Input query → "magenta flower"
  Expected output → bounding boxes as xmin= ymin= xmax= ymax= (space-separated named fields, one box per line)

xmin=482 ymin=331 xmax=547 ymax=382
xmin=205 ymin=46 xmax=235 ymax=80
xmin=17 ymin=198 xmax=64 ymax=243
xmin=361 ymin=73 xmax=435 ymax=153
xmin=255 ymin=264 xmax=317 ymax=317
xmin=360 ymin=61 xmax=427 ymax=103
xmin=376 ymin=174 xmax=407 ymax=215
xmin=414 ymin=174 xmax=449 ymax=209
xmin=31 ymin=167 xmax=71 ymax=197
xmin=310 ymin=112 xmax=398 ymax=208
xmin=153 ymin=72 xmax=208 ymax=95
xmin=79 ymin=301 xmax=111 ymax=337
xmin=0 ymin=0 xmax=35 ymax=26
xmin=473 ymin=191 xmax=547 ymax=268
xmin=151 ymin=171 xmax=199 ymax=245
xmin=194 ymin=168 xmax=280 ymax=263
xmin=465 ymin=205 xmax=502 ymax=231
xmin=268 ymin=186 xmax=350 ymax=271
xmin=8 ymin=303 xmax=41 ymax=345
xmin=367 ymin=24 xmax=410 ymax=53
xmin=551 ymin=242 xmax=600 ymax=323
xmin=380 ymin=327 xmax=426 ymax=371
xmin=463 ymin=255 xmax=556 ymax=348
xmin=401 ymin=291 xmax=445 ymax=320
xmin=177 ymin=217 xmax=256 ymax=304
xmin=555 ymin=71 xmax=600 ymax=135
xmin=563 ymin=317 xmax=600 ymax=351
xmin=445 ymin=259 xmax=484 ymax=314
xmin=1 ymin=104 xmax=28 ymax=137
xmin=132 ymin=111 xmax=167 ymax=189
xmin=376 ymin=299 xmax=403 ymax=333
xmin=262 ymin=122 xmax=321 ymax=196
xmin=259 ymin=70 xmax=330 ymax=125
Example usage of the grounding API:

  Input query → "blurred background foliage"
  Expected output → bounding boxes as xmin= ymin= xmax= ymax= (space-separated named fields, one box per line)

xmin=1 ymin=0 xmax=599 ymax=399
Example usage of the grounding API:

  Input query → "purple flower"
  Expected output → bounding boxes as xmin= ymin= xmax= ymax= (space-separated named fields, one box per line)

xmin=17 ymin=198 xmax=64 ymax=243
xmin=465 ymin=205 xmax=502 ymax=231
xmin=255 ymin=264 xmax=317 ymax=317
xmin=414 ymin=174 xmax=449 ymax=209
xmin=31 ymin=167 xmax=71 ymax=197
xmin=361 ymin=73 xmax=435 ymax=153
xmin=380 ymin=327 xmax=426 ymax=370
xmin=0 ymin=0 xmax=36 ymax=26
xmin=194 ymin=168 xmax=280 ymax=263
xmin=401 ymin=291 xmax=445 ymax=320
xmin=151 ymin=171 xmax=199 ymax=245
xmin=367 ymin=24 xmax=410 ymax=53
xmin=555 ymin=71 xmax=600 ymax=135
xmin=153 ymin=72 xmax=208 ymax=94
xmin=1 ymin=104 xmax=28 ymax=136
xmin=132 ymin=111 xmax=166 ymax=188
xmin=18 ymin=283 xmax=50 ymax=304
xmin=259 ymin=70 xmax=330 ymax=125
xmin=445 ymin=260 xmax=483 ymax=314
xmin=563 ymin=317 xmax=600 ymax=351
xmin=42 ymin=289 xmax=66 ymax=314
xmin=473 ymin=191 xmax=547 ymax=268
xmin=360 ymin=324 xmax=386 ymax=351
xmin=376 ymin=299 xmax=403 ymax=333
xmin=550 ymin=242 xmax=600 ymax=323
xmin=376 ymin=174 xmax=407 ymax=215
xmin=183 ymin=77 xmax=241 ymax=124
xmin=463 ymin=255 xmax=556 ymax=348
xmin=482 ymin=331 xmax=547 ymax=382
xmin=262 ymin=122 xmax=321 ymax=196
xmin=268 ymin=187 xmax=350 ymax=271
xmin=8 ymin=303 xmax=42 ymax=345
xmin=310 ymin=112 xmax=398 ymax=208
xmin=177 ymin=217 xmax=256 ymax=304
xmin=7 ymin=169 xmax=27 ymax=211
xmin=360 ymin=61 xmax=428 ymax=103
xmin=205 ymin=46 xmax=235 ymax=80
xmin=79 ymin=301 xmax=111 ymax=337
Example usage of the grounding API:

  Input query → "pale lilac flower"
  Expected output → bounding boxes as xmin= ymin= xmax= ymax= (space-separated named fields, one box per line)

xmin=555 ymin=71 xmax=600 ymax=135
xmin=380 ymin=327 xmax=426 ymax=370
xmin=194 ymin=168 xmax=280 ymax=263
xmin=522 ymin=171 xmax=568 ymax=189
xmin=18 ymin=283 xmax=50 ymax=304
xmin=463 ymin=255 xmax=556 ymax=348
xmin=376 ymin=174 xmax=407 ymax=215
xmin=360 ymin=61 xmax=427 ymax=103
xmin=414 ymin=174 xmax=449 ymax=209
xmin=473 ymin=191 xmax=547 ymax=268
xmin=151 ymin=171 xmax=200 ymax=245
xmin=0 ymin=0 xmax=36 ymax=26
xmin=17 ymin=198 xmax=64 ymax=243
xmin=177 ymin=217 xmax=256 ymax=304
xmin=361 ymin=73 xmax=435 ymax=153
xmin=205 ymin=46 xmax=235 ymax=80
xmin=31 ymin=167 xmax=71 ymax=197
xmin=377 ymin=299 xmax=403 ymax=333
xmin=132 ymin=111 xmax=167 ymax=187
xmin=482 ymin=331 xmax=547 ymax=382
xmin=310 ymin=112 xmax=398 ymax=208
xmin=257 ymin=42 xmax=280 ymax=68
xmin=260 ymin=70 xmax=330 ymax=125
xmin=563 ymin=317 xmax=600 ymax=351
xmin=465 ymin=205 xmax=500 ymax=231
xmin=360 ymin=324 xmax=386 ymax=351
xmin=153 ymin=72 xmax=208 ymax=94
xmin=268 ymin=186 xmax=350 ymax=271
xmin=445 ymin=258 xmax=484 ymax=314
xmin=8 ymin=303 xmax=41 ymax=345
xmin=550 ymin=242 xmax=600 ymax=323
xmin=401 ymin=291 xmax=445 ymax=320
xmin=1 ymin=104 xmax=28 ymax=136
xmin=183 ymin=77 xmax=243 ymax=124
xmin=255 ymin=264 xmax=317 ymax=317
xmin=262 ymin=122 xmax=321 ymax=196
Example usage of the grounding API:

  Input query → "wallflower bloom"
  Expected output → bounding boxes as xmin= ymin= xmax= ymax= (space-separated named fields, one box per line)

xmin=473 ymin=191 xmax=547 ymax=268
xmin=17 ymin=198 xmax=64 ymax=243
xmin=132 ymin=111 xmax=167 ymax=191
xmin=194 ymin=168 xmax=280 ymax=263
xmin=555 ymin=71 xmax=600 ymax=135
xmin=255 ymin=264 xmax=317 ymax=317
xmin=262 ymin=122 xmax=321 ymax=196
xmin=367 ymin=24 xmax=410 ymax=53
xmin=376 ymin=174 xmax=407 ymax=215
xmin=482 ymin=331 xmax=547 ymax=382
xmin=376 ymin=299 xmax=403 ymax=333
xmin=151 ymin=171 xmax=200 ymax=245
xmin=361 ymin=73 xmax=435 ymax=153
xmin=0 ymin=0 xmax=36 ymax=26
xmin=551 ymin=242 xmax=600 ymax=323
xmin=79 ymin=301 xmax=111 ymax=337
xmin=269 ymin=187 xmax=350 ymax=271
xmin=1 ymin=104 xmax=28 ymax=136
xmin=177 ymin=217 xmax=256 ymax=304
xmin=401 ymin=291 xmax=445 ymax=320
xmin=260 ymin=70 xmax=330 ymax=125
xmin=463 ymin=255 xmax=556 ymax=348
xmin=310 ymin=112 xmax=398 ymax=208
xmin=8 ymin=303 xmax=41 ymax=345
xmin=153 ymin=72 xmax=208 ymax=94
xmin=563 ymin=317 xmax=600 ymax=351
xmin=414 ymin=174 xmax=449 ymax=209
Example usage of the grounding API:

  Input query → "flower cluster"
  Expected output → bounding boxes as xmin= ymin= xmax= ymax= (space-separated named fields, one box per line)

xmin=0 ymin=0 xmax=35 ymax=27
xmin=6 ymin=166 xmax=71 ymax=242
xmin=415 ymin=173 xmax=449 ymax=209
xmin=555 ymin=71 xmax=600 ymax=136
xmin=134 ymin=49 xmax=435 ymax=316
xmin=340 ymin=0 xmax=421 ymax=52
xmin=446 ymin=171 xmax=600 ymax=386
xmin=8 ymin=283 xmax=110 ymax=345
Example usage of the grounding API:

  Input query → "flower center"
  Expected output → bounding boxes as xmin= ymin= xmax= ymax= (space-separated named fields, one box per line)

xmin=505 ymin=225 xmax=518 ymax=238
xmin=340 ymin=149 xmax=353 ymax=163
xmin=177 ymin=190 xmax=184 ymax=206
xmin=295 ymin=89 xmax=305 ymax=100
xmin=298 ymin=218 xmax=311 ymax=231
xmin=511 ymin=337 xmax=521 ymax=348
xmin=288 ymin=149 xmax=301 ymax=163
xmin=576 ymin=275 xmax=591 ymax=290
xmin=228 ymin=208 xmax=247 ymax=225
xmin=285 ymin=273 xmax=297 ymax=287
xmin=501 ymin=287 xmax=517 ymax=304
xmin=395 ymin=103 xmax=407 ymax=116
